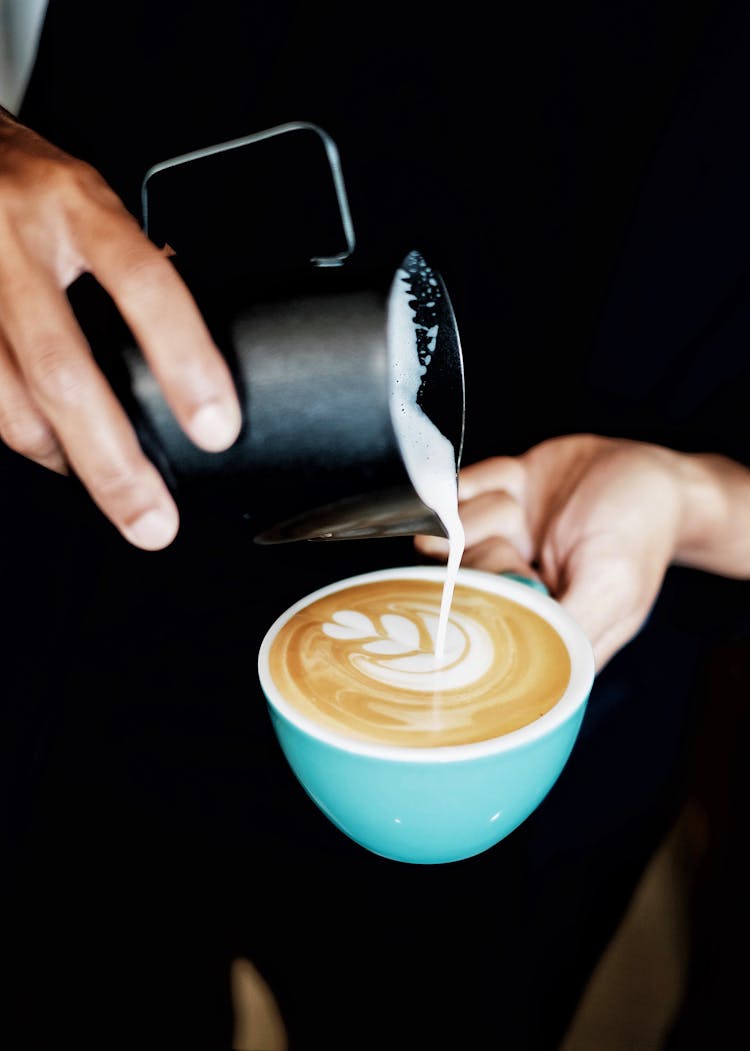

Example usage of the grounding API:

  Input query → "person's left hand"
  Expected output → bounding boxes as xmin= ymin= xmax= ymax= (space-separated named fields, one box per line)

xmin=415 ymin=434 xmax=692 ymax=671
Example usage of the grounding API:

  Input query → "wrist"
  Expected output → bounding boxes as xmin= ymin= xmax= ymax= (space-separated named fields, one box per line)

xmin=673 ymin=452 xmax=750 ymax=577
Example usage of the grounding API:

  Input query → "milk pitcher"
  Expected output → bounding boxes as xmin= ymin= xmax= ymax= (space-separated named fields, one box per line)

xmin=91 ymin=122 xmax=466 ymax=544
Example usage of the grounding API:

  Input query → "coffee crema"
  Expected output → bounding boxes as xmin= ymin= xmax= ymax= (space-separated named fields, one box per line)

xmin=267 ymin=578 xmax=571 ymax=747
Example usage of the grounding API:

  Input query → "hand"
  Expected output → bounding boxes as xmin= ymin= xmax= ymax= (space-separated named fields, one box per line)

xmin=0 ymin=111 xmax=242 ymax=549
xmin=415 ymin=434 xmax=734 ymax=671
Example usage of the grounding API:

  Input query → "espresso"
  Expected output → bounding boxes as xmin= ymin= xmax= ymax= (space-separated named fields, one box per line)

xmin=267 ymin=577 xmax=571 ymax=747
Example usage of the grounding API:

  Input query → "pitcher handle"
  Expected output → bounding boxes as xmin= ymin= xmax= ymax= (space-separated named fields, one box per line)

xmin=140 ymin=120 xmax=356 ymax=268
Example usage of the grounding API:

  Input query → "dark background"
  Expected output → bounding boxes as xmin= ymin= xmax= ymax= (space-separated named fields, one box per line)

xmin=1 ymin=2 xmax=749 ymax=1048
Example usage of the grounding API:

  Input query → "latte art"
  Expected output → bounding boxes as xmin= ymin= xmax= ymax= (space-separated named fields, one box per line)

xmin=323 ymin=602 xmax=494 ymax=691
xmin=268 ymin=578 xmax=571 ymax=747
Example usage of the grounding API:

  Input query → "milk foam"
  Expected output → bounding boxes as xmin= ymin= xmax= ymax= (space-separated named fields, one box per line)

xmin=269 ymin=579 xmax=572 ymax=747
xmin=323 ymin=602 xmax=494 ymax=692
xmin=387 ymin=256 xmax=464 ymax=658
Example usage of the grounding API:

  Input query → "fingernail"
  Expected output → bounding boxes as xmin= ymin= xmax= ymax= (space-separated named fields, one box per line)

xmin=189 ymin=400 xmax=242 ymax=451
xmin=125 ymin=508 xmax=178 ymax=550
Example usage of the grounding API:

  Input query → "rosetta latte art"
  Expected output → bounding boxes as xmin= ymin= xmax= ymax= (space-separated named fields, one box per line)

xmin=323 ymin=604 xmax=495 ymax=692
xmin=268 ymin=579 xmax=572 ymax=747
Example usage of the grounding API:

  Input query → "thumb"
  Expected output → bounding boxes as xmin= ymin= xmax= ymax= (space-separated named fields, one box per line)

xmin=556 ymin=556 xmax=647 ymax=674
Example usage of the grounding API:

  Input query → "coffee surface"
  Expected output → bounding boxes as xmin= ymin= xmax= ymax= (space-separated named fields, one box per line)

xmin=268 ymin=578 xmax=571 ymax=747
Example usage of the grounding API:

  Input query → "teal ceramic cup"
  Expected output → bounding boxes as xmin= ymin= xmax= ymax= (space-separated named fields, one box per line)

xmin=257 ymin=565 xmax=595 ymax=864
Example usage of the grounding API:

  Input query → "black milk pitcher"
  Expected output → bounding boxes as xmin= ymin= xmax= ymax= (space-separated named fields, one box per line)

xmin=90 ymin=123 xmax=466 ymax=544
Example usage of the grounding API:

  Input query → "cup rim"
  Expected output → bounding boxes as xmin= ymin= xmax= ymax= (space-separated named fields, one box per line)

xmin=257 ymin=564 xmax=596 ymax=762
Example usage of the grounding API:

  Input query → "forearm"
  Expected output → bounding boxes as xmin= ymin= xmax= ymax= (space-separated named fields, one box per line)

xmin=673 ymin=452 xmax=750 ymax=578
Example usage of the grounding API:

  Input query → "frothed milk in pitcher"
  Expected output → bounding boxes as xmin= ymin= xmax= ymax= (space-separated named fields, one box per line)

xmin=387 ymin=256 xmax=465 ymax=658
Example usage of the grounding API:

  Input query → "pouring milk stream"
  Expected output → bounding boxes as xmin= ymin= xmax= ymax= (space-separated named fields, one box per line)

xmin=387 ymin=262 xmax=465 ymax=660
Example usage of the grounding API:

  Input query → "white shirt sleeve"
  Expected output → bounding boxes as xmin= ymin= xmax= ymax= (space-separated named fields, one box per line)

xmin=0 ymin=0 xmax=49 ymax=113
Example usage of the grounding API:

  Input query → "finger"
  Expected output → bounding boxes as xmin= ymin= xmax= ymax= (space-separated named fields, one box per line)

xmin=79 ymin=205 xmax=242 ymax=451
xmin=460 ymin=536 xmax=540 ymax=581
xmin=555 ymin=549 xmax=652 ymax=673
xmin=458 ymin=456 xmax=527 ymax=503
xmin=415 ymin=488 xmax=533 ymax=564
xmin=414 ymin=531 xmax=450 ymax=561
xmin=458 ymin=491 xmax=534 ymax=562
xmin=0 ymin=259 xmax=179 ymax=550
xmin=586 ymin=611 xmax=648 ymax=673
xmin=0 ymin=326 xmax=67 ymax=472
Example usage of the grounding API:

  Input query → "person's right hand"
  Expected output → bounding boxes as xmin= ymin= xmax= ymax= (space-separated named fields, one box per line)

xmin=0 ymin=110 xmax=242 ymax=549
